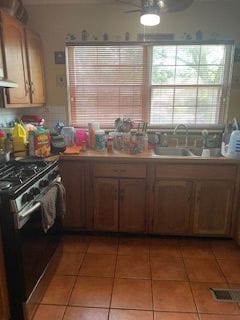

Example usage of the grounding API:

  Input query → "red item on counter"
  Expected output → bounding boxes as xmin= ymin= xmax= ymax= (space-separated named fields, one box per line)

xmin=21 ymin=115 xmax=43 ymax=124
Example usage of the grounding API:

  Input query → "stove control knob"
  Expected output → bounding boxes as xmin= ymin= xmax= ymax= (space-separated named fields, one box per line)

xmin=39 ymin=179 xmax=49 ymax=188
xmin=22 ymin=192 xmax=33 ymax=204
xmin=30 ymin=187 xmax=40 ymax=196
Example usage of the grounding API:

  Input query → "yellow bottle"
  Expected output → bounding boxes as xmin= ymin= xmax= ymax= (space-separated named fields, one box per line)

xmin=12 ymin=123 xmax=27 ymax=157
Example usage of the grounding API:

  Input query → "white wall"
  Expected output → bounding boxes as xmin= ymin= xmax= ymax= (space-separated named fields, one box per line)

xmin=21 ymin=0 xmax=240 ymax=126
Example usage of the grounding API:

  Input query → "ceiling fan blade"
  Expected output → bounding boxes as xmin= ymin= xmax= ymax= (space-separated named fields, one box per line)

xmin=159 ymin=0 xmax=194 ymax=13
xmin=124 ymin=9 xmax=142 ymax=13
xmin=115 ymin=0 xmax=141 ymax=8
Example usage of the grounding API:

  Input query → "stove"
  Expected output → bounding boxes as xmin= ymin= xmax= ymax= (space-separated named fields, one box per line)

xmin=0 ymin=157 xmax=62 ymax=320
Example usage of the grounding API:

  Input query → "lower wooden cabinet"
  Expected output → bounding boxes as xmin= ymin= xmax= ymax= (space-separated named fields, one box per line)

xmin=153 ymin=180 xmax=192 ymax=235
xmin=193 ymin=180 xmax=234 ymax=236
xmin=94 ymin=178 xmax=118 ymax=231
xmin=60 ymin=161 xmax=85 ymax=229
xmin=60 ymin=159 xmax=237 ymax=238
xmin=119 ymin=179 xmax=146 ymax=233
xmin=93 ymin=177 xmax=146 ymax=233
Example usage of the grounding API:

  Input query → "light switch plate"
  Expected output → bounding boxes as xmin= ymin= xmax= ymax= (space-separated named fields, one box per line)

xmin=56 ymin=74 xmax=67 ymax=87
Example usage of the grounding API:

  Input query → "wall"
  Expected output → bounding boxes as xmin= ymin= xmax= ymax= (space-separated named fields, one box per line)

xmin=6 ymin=0 xmax=240 ymax=127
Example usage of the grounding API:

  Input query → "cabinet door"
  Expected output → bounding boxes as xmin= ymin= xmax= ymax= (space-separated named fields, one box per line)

xmin=1 ymin=12 xmax=30 ymax=105
xmin=25 ymin=28 xmax=45 ymax=105
xmin=193 ymin=180 xmax=234 ymax=236
xmin=153 ymin=180 xmax=192 ymax=235
xmin=94 ymin=178 xmax=118 ymax=232
xmin=60 ymin=161 xmax=85 ymax=229
xmin=119 ymin=179 xmax=146 ymax=233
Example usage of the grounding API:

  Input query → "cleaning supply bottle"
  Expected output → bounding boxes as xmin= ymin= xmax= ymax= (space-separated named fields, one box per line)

xmin=12 ymin=123 xmax=27 ymax=156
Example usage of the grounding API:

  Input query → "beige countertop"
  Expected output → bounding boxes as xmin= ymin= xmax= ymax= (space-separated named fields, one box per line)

xmin=59 ymin=149 xmax=240 ymax=164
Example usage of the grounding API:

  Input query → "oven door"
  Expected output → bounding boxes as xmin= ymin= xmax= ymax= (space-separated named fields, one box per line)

xmin=18 ymin=206 xmax=61 ymax=319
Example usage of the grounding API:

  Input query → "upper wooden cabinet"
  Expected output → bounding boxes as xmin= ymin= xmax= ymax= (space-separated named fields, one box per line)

xmin=24 ymin=28 xmax=45 ymax=105
xmin=0 ymin=11 xmax=45 ymax=107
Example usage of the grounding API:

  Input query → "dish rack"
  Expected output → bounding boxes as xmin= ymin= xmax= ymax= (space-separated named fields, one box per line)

xmin=221 ymin=118 xmax=240 ymax=159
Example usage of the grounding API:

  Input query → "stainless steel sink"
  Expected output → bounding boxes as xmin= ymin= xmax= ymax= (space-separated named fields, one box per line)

xmin=154 ymin=146 xmax=192 ymax=156
xmin=189 ymin=147 xmax=222 ymax=157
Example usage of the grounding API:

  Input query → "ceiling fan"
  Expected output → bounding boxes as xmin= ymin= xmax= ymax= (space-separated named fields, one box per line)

xmin=115 ymin=0 xmax=194 ymax=26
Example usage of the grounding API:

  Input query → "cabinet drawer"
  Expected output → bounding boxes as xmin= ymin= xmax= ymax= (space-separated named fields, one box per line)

xmin=156 ymin=164 xmax=237 ymax=180
xmin=94 ymin=163 xmax=146 ymax=178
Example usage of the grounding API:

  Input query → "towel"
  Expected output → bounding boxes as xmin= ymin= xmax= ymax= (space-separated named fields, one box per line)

xmin=39 ymin=181 xmax=66 ymax=233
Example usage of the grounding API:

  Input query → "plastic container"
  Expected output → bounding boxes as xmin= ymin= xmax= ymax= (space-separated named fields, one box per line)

xmin=61 ymin=127 xmax=75 ymax=147
xmin=95 ymin=130 xmax=106 ymax=151
xmin=12 ymin=123 xmax=27 ymax=156
xmin=88 ymin=122 xmax=100 ymax=149
xmin=75 ymin=129 xmax=87 ymax=146
xmin=0 ymin=131 xmax=5 ymax=150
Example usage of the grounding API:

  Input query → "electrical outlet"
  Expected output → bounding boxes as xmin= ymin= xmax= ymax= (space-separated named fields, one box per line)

xmin=56 ymin=74 xmax=67 ymax=87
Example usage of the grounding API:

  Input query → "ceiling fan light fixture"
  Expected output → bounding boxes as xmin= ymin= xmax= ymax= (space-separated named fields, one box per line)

xmin=140 ymin=6 xmax=160 ymax=26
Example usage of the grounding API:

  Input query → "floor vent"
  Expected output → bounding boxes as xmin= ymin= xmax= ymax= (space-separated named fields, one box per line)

xmin=210 ymin=288 xmax=240 ymax=302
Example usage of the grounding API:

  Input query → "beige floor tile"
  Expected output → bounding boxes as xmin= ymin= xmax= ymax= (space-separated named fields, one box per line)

xmin=33 ymin=305 xmax=66 ymax=320
xmin=150 ymin=239 xmax=181 ymax=257
xmin=69 ymin=276 xmax=113 ymax=308
xmin=115 ymin=255 xmax=151 ymax=279
xmin=218 ymin=259 xmax=240 ymax=283
xmin=118 ymin=237 xmax=149 ymax=256
xmin=111 ymin=278 xmax=152 ymax=310
xmin=191 ymin=282 xmax=240 ymax=314
xmin=184 ymin=258 xmax=225 ymax=282
xmin=180 ymin=239 xmax=215 ymax=259
xmin=151 ymin=256 xmax=187 ymax=281
xmin=199 ymin=314 xmax=240 ymax=320
xmin=211 ymin=241 xmax=240 ymax=259
xmin=60 ymin=235 xmax=89 ymax=253
xmin=50 ymin=251 xmax=84 ymax=275
xmin=87 ymin=236 xmax=118 ymax=254
xmin=63 ymin=306 xmax=109 ymax=320
xmin=41 ymin=275 xmax=76 ymax=305
xmin=152 ymin=280 xmax=196 ymax=312
xmin=154 ymin=312 xmax=199 ymax=320
xmin=79 ymin=253 xmax=116 ymax=277
xmin=109 ymin=309 xmax=153 ymax=320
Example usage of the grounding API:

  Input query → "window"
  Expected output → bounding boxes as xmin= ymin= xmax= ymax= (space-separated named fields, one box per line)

xmin=66 ymin=42 xmax=234 ymax=128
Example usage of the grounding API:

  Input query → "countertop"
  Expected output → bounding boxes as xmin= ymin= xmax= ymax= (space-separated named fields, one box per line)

xmin=59 ymin=149 xmax=240 ymax=164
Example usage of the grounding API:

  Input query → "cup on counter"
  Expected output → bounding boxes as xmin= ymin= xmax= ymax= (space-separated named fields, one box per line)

xmin=202 ymin=148 xmax=210 ymax=157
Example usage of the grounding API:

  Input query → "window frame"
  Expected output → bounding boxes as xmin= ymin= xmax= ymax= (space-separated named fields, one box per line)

xmin=66 ymin=40 xmax=234 ymax=130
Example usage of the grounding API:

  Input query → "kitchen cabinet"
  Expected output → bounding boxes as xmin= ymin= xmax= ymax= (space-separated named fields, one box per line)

xmin=24 ymin=28 xmax=45 ymax=105
xmin=0 ymin=11 xmax=45 ymax=107
xmin=153 ymin=180 xmax=192 ymax=235
xmin=93 ymin=163 xmax=147 ymax=233
xmin=155 ymin=163 xmax=237 ymax=237
xmin=60 ymin=161 xmax=86 ymax=229
xmin=94 ymin=178 xmax=118 ymax=231
xmin=193 ymin=180 xmax=234 ymax=235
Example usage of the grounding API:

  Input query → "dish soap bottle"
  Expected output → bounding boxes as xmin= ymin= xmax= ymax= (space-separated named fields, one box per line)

xmin=12 ymin=123 xmax=27 ymax=156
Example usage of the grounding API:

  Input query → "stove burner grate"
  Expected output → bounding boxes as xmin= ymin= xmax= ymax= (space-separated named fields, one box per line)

xmin=0 ymin=181 xmax=12 ymax=190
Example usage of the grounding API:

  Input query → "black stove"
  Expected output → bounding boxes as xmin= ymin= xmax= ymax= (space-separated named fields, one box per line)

xmin=0 ymin=156 xmax=62 ymax=320
xmin=0 ymin=158 xmax=59 ymax=215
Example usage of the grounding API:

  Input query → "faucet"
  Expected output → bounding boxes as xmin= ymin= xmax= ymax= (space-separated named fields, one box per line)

xmin=173 ymin=124 xmax=189 ymax=147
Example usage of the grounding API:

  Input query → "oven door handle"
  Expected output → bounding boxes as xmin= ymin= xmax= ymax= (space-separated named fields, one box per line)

xmin=19 ymin=202 xmax=41 ymax=219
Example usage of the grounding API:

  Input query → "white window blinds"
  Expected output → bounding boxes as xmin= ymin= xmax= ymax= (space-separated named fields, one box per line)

xmin=150 ymin=44 xmax=233 ymax=126
xmin=66 ymin=43 xmax=234 ymax=128
xmin=67 ymin=45 xmax=145 ymax=128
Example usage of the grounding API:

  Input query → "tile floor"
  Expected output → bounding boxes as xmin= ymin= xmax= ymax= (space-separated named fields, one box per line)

xmin=33 ymin=235 xmax=240 ymax=320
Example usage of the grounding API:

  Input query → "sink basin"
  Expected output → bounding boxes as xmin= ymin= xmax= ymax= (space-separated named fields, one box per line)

xmin=154 ymin=146 xmax=192 ymax=156
xmin=189 ymin=147 xmax=222 ymax=157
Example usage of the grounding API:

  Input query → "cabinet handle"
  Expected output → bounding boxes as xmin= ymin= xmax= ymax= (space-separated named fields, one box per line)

xmin=25 ymin=81 xmax=30 ymax=96
xmin=30 ymin=81 xmax=35 ymax=94
xmin=120 ymin=189 xmax=124 ymax=202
